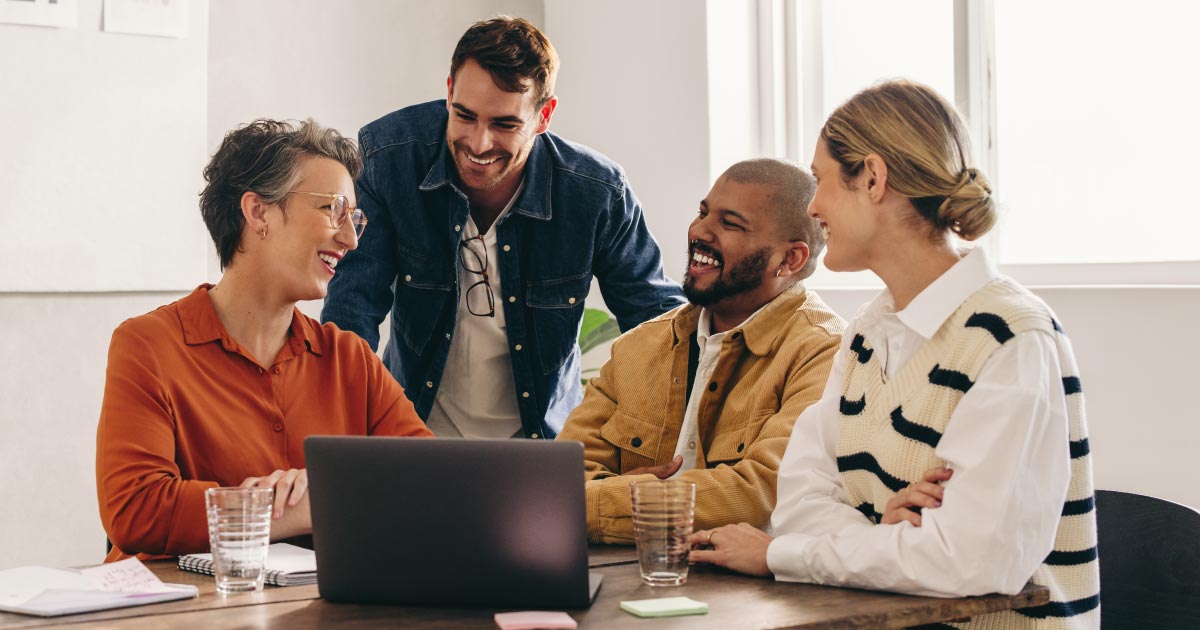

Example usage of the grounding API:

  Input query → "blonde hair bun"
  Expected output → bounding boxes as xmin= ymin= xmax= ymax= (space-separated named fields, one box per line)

xmin=937 ymin=167 xmax=996 ymax=241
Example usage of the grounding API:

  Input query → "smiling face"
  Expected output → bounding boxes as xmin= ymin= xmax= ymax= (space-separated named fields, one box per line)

xmin=446 ymin=58 xmax=551 ymax=196
xmin=261 ymin=156 xmax=359 ymax=302
xmin=683 ymin=177 xmax=786 ymax=308
xmin=808 ymin=138 xmax=877 ymax=272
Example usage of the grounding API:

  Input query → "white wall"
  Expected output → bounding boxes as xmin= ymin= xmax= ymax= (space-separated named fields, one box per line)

xmin=0 ymin=0 xmax=210 ymax=292
xmin=1 ymin=0 xmax=1196 ymax=572
xmin=0 ymin=0 xmax=542 ymax=571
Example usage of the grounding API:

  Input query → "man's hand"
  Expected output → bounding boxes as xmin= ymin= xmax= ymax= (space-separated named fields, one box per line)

xmin=687 ymin=523 xmax=773 ymax=577
xmin=623 ymin=455 xmax=683 ymax=479
xmin=240 ymin=468 xmax=309 ymax=520
xmin=881 ymin=466 xmax=953 ymax=527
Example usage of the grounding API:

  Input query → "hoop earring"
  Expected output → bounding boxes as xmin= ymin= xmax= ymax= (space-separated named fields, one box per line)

xmin=257 ymin=224 xmax=268 ymax=240
xmin=775 ymin=267 xmax=783 ymax=278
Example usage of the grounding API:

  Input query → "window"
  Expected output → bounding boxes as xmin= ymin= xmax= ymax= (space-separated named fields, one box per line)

xmin=762 ymin=0 xmax=1200 ymax=284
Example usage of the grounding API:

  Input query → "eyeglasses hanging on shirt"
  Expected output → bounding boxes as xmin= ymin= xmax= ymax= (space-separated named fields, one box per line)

xmin=459 ymin=236 xmax=496 ymax=317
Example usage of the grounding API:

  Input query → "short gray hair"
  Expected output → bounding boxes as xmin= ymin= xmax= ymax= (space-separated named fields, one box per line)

xmin=200 ymin=118 xmax=363 ymax=270
xmin=720 ymin=158 xmax=824 ymax=278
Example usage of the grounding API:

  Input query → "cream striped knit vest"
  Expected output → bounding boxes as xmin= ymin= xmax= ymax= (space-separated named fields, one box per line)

xmin=836 ymin=277 xmax=1100 ymax=629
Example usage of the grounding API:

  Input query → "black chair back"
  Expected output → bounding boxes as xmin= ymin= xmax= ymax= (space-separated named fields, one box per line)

xmin=1096 ymin=489 xmax=1200 ymax=629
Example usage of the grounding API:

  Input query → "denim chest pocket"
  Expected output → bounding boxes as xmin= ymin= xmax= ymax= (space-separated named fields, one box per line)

xmin=394 ymin=247 xmax=452 ymax=357
xmin=525 ymin=273 xmax=590 ymax=375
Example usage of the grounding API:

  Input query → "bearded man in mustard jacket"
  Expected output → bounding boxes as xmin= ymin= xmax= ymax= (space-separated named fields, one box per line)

xmin=557 ymin=158 xmax=845 ymax=543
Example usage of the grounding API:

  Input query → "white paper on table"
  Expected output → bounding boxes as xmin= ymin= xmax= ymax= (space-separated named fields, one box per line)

xmin=0 ymin=558 xmax=197 ymax=617
xmin=186 ymin=543 xmax=317 ymax=574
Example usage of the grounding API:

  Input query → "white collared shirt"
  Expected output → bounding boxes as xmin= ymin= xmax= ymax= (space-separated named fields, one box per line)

xmin=670 ymin=304 xmax=768 ymax=476
xmin=765 ymin=248 xmax=1072 ymax=597
xmin=426 ymin=183 xmax=525 ymax=438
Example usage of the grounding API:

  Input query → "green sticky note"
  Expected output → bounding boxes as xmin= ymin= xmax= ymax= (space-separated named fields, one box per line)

xmin=620 ymin=596 xmax=709 ymax=618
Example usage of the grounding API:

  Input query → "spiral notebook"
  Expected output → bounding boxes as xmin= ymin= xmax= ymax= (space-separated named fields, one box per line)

xmin=177 ymin=543 xmax=317 ymax=587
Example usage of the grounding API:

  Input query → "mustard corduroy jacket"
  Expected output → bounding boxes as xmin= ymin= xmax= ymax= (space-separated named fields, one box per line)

xmin=557 ymin=283 xmax=845 ymax=543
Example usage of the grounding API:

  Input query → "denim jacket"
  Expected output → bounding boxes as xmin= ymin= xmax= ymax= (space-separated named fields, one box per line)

xmin=322 ymin=100 xmax=685 ymax=439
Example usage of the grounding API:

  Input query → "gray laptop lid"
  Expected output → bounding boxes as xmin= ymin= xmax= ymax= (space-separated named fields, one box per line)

xmin=305 ymin=436 xmax=598 ymax=609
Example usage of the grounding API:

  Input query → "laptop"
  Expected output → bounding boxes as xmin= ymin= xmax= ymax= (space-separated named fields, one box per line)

xmin=305 ymin=436 xmax=603 ymax=608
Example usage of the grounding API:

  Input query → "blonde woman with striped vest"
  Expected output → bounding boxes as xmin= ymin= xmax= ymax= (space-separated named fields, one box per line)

xmin=689 ymin=80 xmax=1099 ymax=629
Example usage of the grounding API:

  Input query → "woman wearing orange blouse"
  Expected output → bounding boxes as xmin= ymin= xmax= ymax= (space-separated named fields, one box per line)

xmin=97 ymin=119 xmax=432 ymax=561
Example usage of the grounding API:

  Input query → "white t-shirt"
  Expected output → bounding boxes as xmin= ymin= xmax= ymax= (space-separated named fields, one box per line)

xmin=425 ymin=183 xmax=524 ymax=438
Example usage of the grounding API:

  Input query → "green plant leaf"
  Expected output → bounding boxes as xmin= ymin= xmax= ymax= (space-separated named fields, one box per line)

xmin=579 ymin=307 xmax=620 ymax=355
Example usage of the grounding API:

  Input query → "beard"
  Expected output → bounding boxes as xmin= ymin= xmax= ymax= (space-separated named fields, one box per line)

xmin=683 ymin=246 xmax=772 ymax=306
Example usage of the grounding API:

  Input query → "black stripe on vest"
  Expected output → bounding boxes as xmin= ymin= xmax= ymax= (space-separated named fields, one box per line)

xmin=965 ymin=312 xmax=1014 ymax=344
xmin=1062 ymin=495 xmax=1095 ymax=516
xmin=836 ymin=452 xmax=907 ymax=493
xmin=1070 ymin=437 xmax=1090 ymax=458
xmin=890 ymin=406 xmax=943 ymax=449
xmin=1044 ymin=545 xmax=1098 ymax=566
xmin=852 ymin=502 xmax=882 ymax=524
xmin=839 ymin=395 xmax=867 ymax=416
xmin=928 ymin=364 xmax=974 ymax=393
xmin=850 ymin=334 xmax=874 ymax=364
xmin=1016 ymin=593 xmax=1101 ymax=619
xmin=1063 ymin=376 xmax=1083 ymax=395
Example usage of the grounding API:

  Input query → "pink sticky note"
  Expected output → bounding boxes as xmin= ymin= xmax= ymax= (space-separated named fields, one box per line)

xmin=494 ymin=611 xmax=579 ymax=630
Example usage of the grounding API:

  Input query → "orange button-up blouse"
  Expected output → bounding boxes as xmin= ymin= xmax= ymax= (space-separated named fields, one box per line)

xmin=96 ymin=285 xmax=431 ymax=561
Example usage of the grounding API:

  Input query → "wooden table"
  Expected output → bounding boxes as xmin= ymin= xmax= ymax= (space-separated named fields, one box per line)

xmin=0 ymin=546 xmax=1047 ymax=630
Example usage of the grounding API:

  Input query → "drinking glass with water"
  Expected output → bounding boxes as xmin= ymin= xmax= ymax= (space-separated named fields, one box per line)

xmin=631 ymin=480 xmax=696 ymax=586
xmin=205 ymin=487 xmax=273 ymax=593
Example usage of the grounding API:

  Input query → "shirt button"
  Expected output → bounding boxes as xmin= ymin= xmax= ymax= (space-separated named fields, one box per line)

xmin=405 ymin=274 xmax=412 ymax=282
xmin=454 ymin=225 xmax=461 ymax=232
xmin=272 ymin=423 xmax=283 ymax=432
xmin=688 ymin=440 xmax=696 ymax=450
xmin=530 ymin=433 xmax=539 ymax=439
xmin=708 ymin=381 xmax=718 ymax=392
xmin=272 ymin=367 xmax=280 ymax=375
xmin=426 ymin=381 xmax=434 ymax=388
xmin=503 ymin=245 xmax=511 ymax=252
xmin=514 ymin=344 xmax=523 ymax=351
xmin=257 ymin=367 xmax=264 ymax=374
xmin=508 ymin=296 xmax=516 ymax=303
xmin=522 ymin=391 xmax=530 ymax=398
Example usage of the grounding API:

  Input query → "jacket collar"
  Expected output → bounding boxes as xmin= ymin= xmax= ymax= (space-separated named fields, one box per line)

xmin=419 ymin=136 xmax=553 ymax=222
xmin=178 ymin=285 xmax=323 ymax=357
xmin=669 ymin=282 xmax=810 ymax=357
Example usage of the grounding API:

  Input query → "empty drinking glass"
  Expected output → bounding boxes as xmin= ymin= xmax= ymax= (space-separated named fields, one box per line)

xmin=205 ymin=487 xmax=273 ymax=593
xmin=631 ymin=480 xmax=696 ymax=586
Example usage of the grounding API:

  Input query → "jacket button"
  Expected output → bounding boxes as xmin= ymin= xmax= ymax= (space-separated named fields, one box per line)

xmin=503 ymin=245 xmax=511 ymax=252
xmin=522 ymin=391 xmax=530 ymax=398
xmin=631 ymin=437 xmax=643 ymax=448
xmin=708 ymin=381 xmax=718 ymax=392
xmin=405 ymin=274 xmax=412 ymax=282
xmin=514 ymin=344 xmax=522 ymax=351
xmin=568 ymin=297 xmax=576 ymax=304
xmin=737 ymin=443 xmax=745 ymax=452
xmin=508 ymin=296 xmax=516 ymax=303
xmin=530 ymin=433 xmax=539 ymax=439
xmin=454 ymin=225 xmax=461 ymax=232
xmin=272 ymin=423 xmax=283 ymax=432
xmin=426 ymin=381 xmax=434 ymax=388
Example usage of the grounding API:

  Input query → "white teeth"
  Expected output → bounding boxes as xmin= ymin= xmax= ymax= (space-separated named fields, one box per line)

xmin=821 ymin=225 xmax=830 ymax=240
xmin=318 ymin=253 xmax=339 ymax=269
xmin=467 ymin=154 xmax=499 ymax=165
xmin=691 ymin=252 xmax=721 ymax=267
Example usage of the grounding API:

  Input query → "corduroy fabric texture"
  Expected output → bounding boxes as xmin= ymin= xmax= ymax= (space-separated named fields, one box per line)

xmin=558 ymin=284 xmax=844 ymax=543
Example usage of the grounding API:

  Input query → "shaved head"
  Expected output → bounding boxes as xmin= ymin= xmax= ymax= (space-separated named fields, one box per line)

xmin=719 ymin=158 xmax=824 ymax=278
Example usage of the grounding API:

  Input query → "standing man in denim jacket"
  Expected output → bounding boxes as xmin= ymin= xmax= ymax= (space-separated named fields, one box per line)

xmin=321 ymin=16 xmax=684 ymax=440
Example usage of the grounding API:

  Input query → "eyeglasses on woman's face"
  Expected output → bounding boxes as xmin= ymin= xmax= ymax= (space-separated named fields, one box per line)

xmin=288 ymin=191 xmax=368 ymax=239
